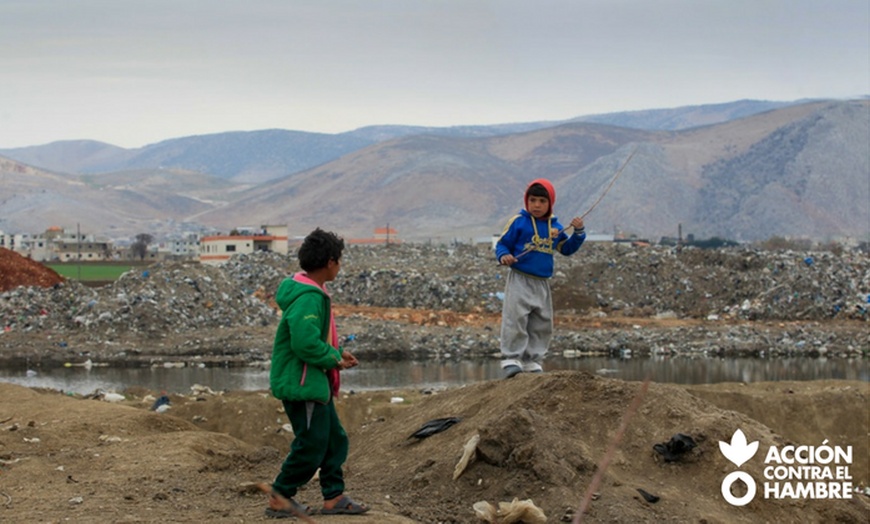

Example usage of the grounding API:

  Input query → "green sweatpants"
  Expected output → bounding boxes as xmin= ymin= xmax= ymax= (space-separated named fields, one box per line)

xmin=272 ymin=398 xmax=348 ymax=500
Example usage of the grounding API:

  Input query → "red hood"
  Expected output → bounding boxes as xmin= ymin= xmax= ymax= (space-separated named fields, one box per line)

xmin=524 ymin=178 xmax=556 ymax=218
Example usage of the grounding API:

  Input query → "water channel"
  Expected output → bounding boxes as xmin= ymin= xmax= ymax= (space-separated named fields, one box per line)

xmin=1 ymin=355 xmax=866 ymax=395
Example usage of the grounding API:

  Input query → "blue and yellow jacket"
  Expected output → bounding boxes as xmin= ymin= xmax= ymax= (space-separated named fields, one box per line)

xmin=496 ymin=177 xmax=586 ymax=277
xmin=495 ymin=209 xmax=586 ymax=278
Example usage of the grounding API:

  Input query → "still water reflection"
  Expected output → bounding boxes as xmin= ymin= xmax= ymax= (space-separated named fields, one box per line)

xmin=1 ymin=356 xmax=867 ymax=395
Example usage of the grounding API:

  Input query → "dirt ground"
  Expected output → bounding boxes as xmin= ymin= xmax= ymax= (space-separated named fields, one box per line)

xmin=1 ymin=374 xmax=867 ymax=524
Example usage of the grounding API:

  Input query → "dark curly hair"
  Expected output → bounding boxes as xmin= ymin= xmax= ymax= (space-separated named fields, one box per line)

xmin=297 ymin=228 xmax=344 ymax=272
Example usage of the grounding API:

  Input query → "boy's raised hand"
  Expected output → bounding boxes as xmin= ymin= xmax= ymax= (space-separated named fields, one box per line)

xmin=499 ymin=254 xmax=517 ymax=266
xmin=570 ymin=217 xmax=585 ymax=230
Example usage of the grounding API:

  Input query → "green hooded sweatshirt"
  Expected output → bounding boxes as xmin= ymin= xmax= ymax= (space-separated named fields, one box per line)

xmin=269 ymin=274 xmax=343 ymax=403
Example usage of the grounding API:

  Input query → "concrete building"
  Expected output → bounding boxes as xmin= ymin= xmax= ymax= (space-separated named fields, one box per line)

xmin=1 ymin=227 xmax=114 ymax=261
xmin=199 ymin=225 xmax=288 ymax=266
xmin=162 ymin=232 xmax=202 ymax=259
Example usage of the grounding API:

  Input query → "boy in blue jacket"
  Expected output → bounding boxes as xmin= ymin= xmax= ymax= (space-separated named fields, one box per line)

xmin=259 ymin=228 xmax=368 ymax=517
xmin=495 ymin=179 xmax=586 ymax=378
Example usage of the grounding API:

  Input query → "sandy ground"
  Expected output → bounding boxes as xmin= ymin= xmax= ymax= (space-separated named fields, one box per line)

xmin=1 ymin=374 xmax=867 ymax=524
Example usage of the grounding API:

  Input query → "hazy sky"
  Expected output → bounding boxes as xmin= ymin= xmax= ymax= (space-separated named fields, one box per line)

xmin=1 ymin=0 xmax=868 ymax=148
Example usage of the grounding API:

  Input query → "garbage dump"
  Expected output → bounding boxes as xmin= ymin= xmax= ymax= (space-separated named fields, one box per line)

xmin=1 ymin=243 xmax=867 ymax=358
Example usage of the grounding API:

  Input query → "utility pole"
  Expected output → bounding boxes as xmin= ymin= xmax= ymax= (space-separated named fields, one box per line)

xmin=77 ymin=222 xmax=82 ymax=281
xmin=677 ymin=223 xmax=683 ymax=253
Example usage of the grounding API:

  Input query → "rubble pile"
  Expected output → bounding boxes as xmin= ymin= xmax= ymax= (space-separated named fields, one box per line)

xmin=567 ymin=246 xmax=870 ymax=321
xmin=1 ymin=261 xmax=276 ymax=336
xmin=221 ymin=251 xmax=291 ymax=299
xmin=335 ymin=314 xmax=869 ymax=358
xmin=330 ymin=243 xmax=869 ymax=322
xmin=0 ymin=243 xmax=867 ymax=359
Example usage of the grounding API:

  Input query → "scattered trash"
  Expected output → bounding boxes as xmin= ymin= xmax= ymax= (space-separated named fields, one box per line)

xmin=636 ymin=488 xmax=660 ymax=503
xmin=653 ymin=433 xmax=697 ymax=462
xmin=89 ymin=391 xmax=125 ymax=403
xmin=150 ymin=395 xmax=171 ymax=411
xmin=191 ymin=384 xmax=218 ymax=396
xmin=473 ymin=498 xmax=546 ymax=524
xmin=1 ymin=244 xmax=867 ymax=359
xmin=408 ymin=417 xmax=461 ymax=440
xmin=453 ymin=433 xmax=479 ymax=480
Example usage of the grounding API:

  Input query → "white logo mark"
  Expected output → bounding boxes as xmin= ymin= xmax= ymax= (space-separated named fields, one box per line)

xmin=719 ymin=429 xmax=759 ymax=468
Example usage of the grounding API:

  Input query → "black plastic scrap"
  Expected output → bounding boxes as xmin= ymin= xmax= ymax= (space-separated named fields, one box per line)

xmin=636 ymin=488 xmax=660 ymax=503
xmin=653 ymin=433 xmax=697 ymax=462
xmin=408 ymin=417 xmax=461 ymax=439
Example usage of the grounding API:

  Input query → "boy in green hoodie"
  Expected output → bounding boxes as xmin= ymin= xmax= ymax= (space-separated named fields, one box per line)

xmin=259 ymin=228 xmax=368 ymax=518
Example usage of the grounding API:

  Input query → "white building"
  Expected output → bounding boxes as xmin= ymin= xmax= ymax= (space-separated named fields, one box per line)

xmin=162 ymin=232 xmax=202 ymax=258
xmin=1 ymin=227 xmax=114 ymax=261
xmin=199 ymin=225 xmax=288 ymax=266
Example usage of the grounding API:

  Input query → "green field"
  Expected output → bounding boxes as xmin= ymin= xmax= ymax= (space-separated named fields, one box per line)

xmin=47 ymin=264 xmax=138 ymax=281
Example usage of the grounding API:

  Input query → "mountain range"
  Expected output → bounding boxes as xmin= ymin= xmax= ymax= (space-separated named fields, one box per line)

xmin=1 ymin=98 xmax=867 ymax=243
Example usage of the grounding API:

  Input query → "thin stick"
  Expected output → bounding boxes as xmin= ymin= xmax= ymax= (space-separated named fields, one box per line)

xmin=514 ymin=146 xmax=638 ymax=260
xmin=579 ymin=146 xmax=638 ymax=221
xmin=574 ymin=378 xmax=650 ymax=524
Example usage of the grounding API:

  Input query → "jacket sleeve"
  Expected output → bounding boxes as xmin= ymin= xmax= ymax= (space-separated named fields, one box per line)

xmin=495 ymin=215 xmax=521 ymax=261
xmin=285 ymin=293 xmax=343 ymax=369
xmin=555 ymin=221 xmax=586 ymax=255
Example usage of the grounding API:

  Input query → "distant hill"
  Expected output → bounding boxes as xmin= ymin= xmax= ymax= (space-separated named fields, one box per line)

xmin=1 ymin=99 xmax=866 ymax=243
xmin=572 ymin=99 xmax=801 ymax=130
xmin=0 ymin=99 xmax=807 ymax=184
xmin=0 ymin=158 xmax=242 ymax=237
xmin=193 ymin=100 xmax=869 ymax=243
xmin=0 ymin=140 xmax=132 ymax=175
xmin=0 ymin=131 xmax=376 ymax=185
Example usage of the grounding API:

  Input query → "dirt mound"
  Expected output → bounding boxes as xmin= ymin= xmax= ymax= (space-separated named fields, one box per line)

xmin=1 ymin=375 xmax=867 ymax=523
xmin=347 ymin=373 xmax=869 ymax=523
xmin=0 ymin=248 xmax=64 ymax=292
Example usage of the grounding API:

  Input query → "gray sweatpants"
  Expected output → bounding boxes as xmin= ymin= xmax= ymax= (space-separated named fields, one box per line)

xmin=499 ymin=269 xmax=553 ymax=372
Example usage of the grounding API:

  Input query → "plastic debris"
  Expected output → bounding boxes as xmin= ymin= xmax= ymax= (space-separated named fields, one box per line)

xmin=408 ymin=417 xmax=461 ymax=439
xmin=453 ymin=433 xmax=479 ymax=480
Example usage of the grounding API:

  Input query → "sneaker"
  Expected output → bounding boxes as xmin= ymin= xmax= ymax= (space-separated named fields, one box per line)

xmin=522 ymin=362 xmax=543 ymax=373
xmin=503 ymin=365 xmax=522 ymax=379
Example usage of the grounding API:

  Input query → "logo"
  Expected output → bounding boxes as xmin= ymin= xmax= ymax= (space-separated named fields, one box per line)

xmin=719 ymin=429 xmax=854 ymax=506
xmin=719 ymin=429 xmax=758 ymax=506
